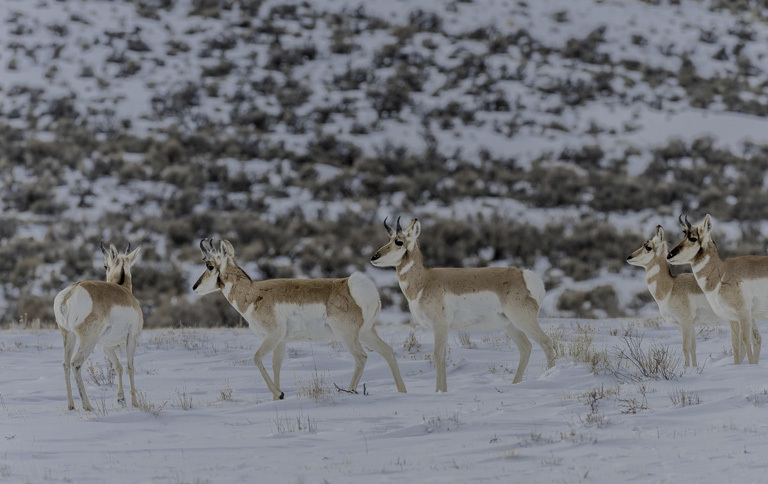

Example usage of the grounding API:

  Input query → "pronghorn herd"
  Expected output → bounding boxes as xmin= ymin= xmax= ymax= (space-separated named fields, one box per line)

xmin=52 ymin=215 xmax=762 ymax=411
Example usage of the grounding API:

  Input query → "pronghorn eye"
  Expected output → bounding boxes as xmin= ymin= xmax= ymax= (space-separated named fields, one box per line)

xmin=688 ymin=237 xmax=698 ymax=242
xmin=206 ymin=264 xmax=214 ymax=271
xmin=645 ymin=245 xmax=651 ymax=251
xmin=395 ymin=240 xmax=404 ymax=247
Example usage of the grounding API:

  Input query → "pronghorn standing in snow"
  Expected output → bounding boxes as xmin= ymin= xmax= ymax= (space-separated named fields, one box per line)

xmin=668 ymin=214 xmax=762 ymax=364
xmin=627 ymin=225 xmax=727 ymax=367
xmin=53 ymin=242 xmax=143 ymax=411
xmin=370 ymin=218 xmax=555 ymax=392
xmin=192 ymin=239 xmax=406 ymax=399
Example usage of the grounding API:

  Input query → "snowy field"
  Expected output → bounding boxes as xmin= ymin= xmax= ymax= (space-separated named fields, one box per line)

xmin=2 ymin=319 xmax=768 ymax=483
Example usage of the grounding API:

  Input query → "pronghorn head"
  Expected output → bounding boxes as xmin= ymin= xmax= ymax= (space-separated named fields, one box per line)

xmin=100 ymin=241 xmax=141 ymax=286
xmin=667 ymin=214 xmax=712 ymax=265
xmin=193 ymin=238 xmax=236 ymax=295
xmin=370 ymin=217 xmax=421 ymax=268
xmin=626 ymin=225 xmax=667 ymax=268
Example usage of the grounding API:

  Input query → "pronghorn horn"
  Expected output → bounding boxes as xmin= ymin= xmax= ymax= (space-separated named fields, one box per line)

xmin=684 ymin=215 xmax=692 ymax=229
xmin=678 ymin=214 xmax=687 ymax=230
xmin=396 ymin=216 xmax=402 ymax=233
xmin=125 ymin=242 xmax=131 ymax=254
xmin=200 ymin=238 xmax=209 ymax=255
xmin=384 ymin=217 xmax=393 ymax=235
xmin=100 ymin=240 xmax=108 ymax=257
xmin=208 ymin=238 xmax=216 ymax=253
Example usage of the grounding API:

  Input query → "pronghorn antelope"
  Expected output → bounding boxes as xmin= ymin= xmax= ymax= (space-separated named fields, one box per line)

xmin=668 ymin=214 xmax=763 ymax=364
xmin=370 ymin=218 xmax=555 ymax=392
xmin=192 ymin=239 xmax=407 ymax=399
xmin=627 ymin=225 xmax=726 ymax=367
xmin=53 ymin=242 xmax=143 ymax=411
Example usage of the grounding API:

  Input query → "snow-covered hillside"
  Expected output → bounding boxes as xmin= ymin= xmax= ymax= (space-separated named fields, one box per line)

xmin=3 ymin=0 xmax=768 ymax=326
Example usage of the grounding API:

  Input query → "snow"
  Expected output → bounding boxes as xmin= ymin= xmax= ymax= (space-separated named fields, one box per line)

xmin=2 ymin=320 xmax=767 ymax=483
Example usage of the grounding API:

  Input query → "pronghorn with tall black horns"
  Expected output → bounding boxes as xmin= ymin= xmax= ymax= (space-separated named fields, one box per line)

xmin=370 ymin=217 xmax=555 ymax=392
xmin=53 ymin=242 xmax=143 ymax=411
xmin=192 ymin=238 xmax=407 ymax=399
xmin=668 ymin=214 xmax=763 ymax=364
xmin=627 ymin=225 xmax=728 ymax=367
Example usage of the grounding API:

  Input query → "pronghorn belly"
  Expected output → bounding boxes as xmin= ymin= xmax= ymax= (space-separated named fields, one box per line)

xmin=276 ymin=303 xmax=336 ymax=342
xmin=446 ymin=291 xmax=507 ymax=331
xmin=100 ymin=306 xmax=140 ymax=345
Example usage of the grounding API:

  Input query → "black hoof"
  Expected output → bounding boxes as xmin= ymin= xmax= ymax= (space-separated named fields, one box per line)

xmin=279 ymin=392 xmax=285 ymax=400
xmin=117 ymin=397 xmax=126 ymax=406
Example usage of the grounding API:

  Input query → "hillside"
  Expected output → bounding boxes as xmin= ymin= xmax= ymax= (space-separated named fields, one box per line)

xmin=3 ymin=0 xmax=768 ymax=327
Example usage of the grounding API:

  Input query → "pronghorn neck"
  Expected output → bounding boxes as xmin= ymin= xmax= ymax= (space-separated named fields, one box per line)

xmin=690 ymin=243 xmax=724 ymax=292
xmin=644 ymin=258 xmax=673 ymax=301
xmin=109 ymin=267 xmax=133 ymax=292
xmin=396 ymin=244 xmax=427 ymax=301
xmin=219 ymin=260 xmax=253 ymax=309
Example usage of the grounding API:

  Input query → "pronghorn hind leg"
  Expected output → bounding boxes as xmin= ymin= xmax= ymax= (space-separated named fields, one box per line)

xmin=272 ymin=341 xmax=286 ymax=391
xmin=71 ymin=334 xmax=100 ymax=412
xmin=752 ymin=322 xmax=762 ymax=363
xmin=253 ymin=333 xmax=286 ymax=400
xmin=358 ymin=327 xmax=407 ymax=392
xmin=507 ymin=307 xmax=555 ymax=369
xmin=335 ymin=328 xmax=368 ymax=393
xmin=504 ymin=325 xmax=532 ymax=384
xmin=103 ymin=346 xmax=125 ymax=406
xmin=61 ymin=329 xmax=77 ymax=411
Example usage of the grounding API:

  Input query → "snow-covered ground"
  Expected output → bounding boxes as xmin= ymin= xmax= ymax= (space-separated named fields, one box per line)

xmin=2 ymin=319 xmax=767 ymax=483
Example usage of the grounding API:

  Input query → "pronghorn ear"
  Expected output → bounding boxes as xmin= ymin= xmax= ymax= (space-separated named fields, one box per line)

xmin=407 ymin=219 xmax=421 ymax=239
xmin=700 ymin=214 xmax=712 ymax=237
xmin=655 ymin=225 xmax=665 ymax=242
xmin=220 ymin=240 xmax=235 ymax=258
xmin=109 ymin=243 xmax=119 ymax=260
xmin=126 ymin=246 xmax=141 ymax=264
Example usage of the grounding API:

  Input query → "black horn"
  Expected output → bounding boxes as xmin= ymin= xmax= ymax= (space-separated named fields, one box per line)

xmin=684 ymin=215 xmax=692 ymax=229
xmin=125 ymin=242 xmax=131 ymax=254
xmin=100 ymin=240 xmax=108 ymax=257
xmin=396 ymin=216 xmax=402 ymax=233
xmin=384 ymin=217 xmax=394 ymax=235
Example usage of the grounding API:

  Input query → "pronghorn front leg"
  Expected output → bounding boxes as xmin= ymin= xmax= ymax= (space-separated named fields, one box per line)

xmin=433 ymin=323 xmax=449 ymax=393
xmin=253 ymin=333 xmax=285 ymax=400
xmin=752 ymin=322 xmax=762 ymax=363
xmin=103 ymin=346 xmax=125 ymax=406
xmin=272 ymin=341 xmax=286 ymax=391
xmin=737 ymin=313 xmax=757 ymax=364
xmin=729 ymin=320 xmax=745 ymax=364
xmin=680 ymin=322 xmax=696 ymax=367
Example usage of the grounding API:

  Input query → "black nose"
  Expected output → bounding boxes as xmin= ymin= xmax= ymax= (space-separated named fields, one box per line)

xmin=371 ymin=252 xmax=380 ymax=261
xmin=192 ymin=282 xmax=199 ymax=290
xmin=626 ymin=255 xmax=631 ymax=261
xmin=667 ymin=248 xmax=677 ymax=260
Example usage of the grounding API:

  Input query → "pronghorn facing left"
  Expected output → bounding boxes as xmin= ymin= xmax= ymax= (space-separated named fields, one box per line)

xmin=53 ymin=242 xmax=143 ymax=411
xmin=371 ymin=218 xmax=555 ymax=392
xmin=627 ymin=225 xmax=725 ymax=367
xmin=668 ymin=214 xmax=763 ymax=364
xmin=192 ymin=239 xmax=407 ymax=400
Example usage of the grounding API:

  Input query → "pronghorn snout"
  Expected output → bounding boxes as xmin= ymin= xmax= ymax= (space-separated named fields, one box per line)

xmin=667 ymin=247 xmax=678 ymax=260
xmin=371 ymin=252 xmax=380 ymax=261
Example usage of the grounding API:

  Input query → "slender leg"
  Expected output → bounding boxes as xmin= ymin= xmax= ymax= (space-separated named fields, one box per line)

xmin=504 ymin=325 xmax=532 ymax=384
xmin=336 ymin=329 xmax=368 ymax=393
xmin=681 ymin=322 xmax=696 ymax=367
xmin=359 ymin=328 xmax=407 ymax=392
xmin=738 ymin=315 xmax=756 ymax=365
xmin=103 ymin=346 xmax=125 ymax=405
xmin=272 ymin=341 xmax=286 ymax=391
xmin=71 ymin=335 xmax=100 ymax=412
xmin=433 ymin=324 xmax=449 ymax=392
xmin=728 ymin=320 xmax=744 ymax=364
xmin=61 ymin=329 xmax=77 ymax=411
xmin=752 ymin=322 xmax=762 ymax=363
xmin=253 ymin=333 xmax=286 ymax=400
xmin=126 ymin=333 xmax=138 ymax=407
